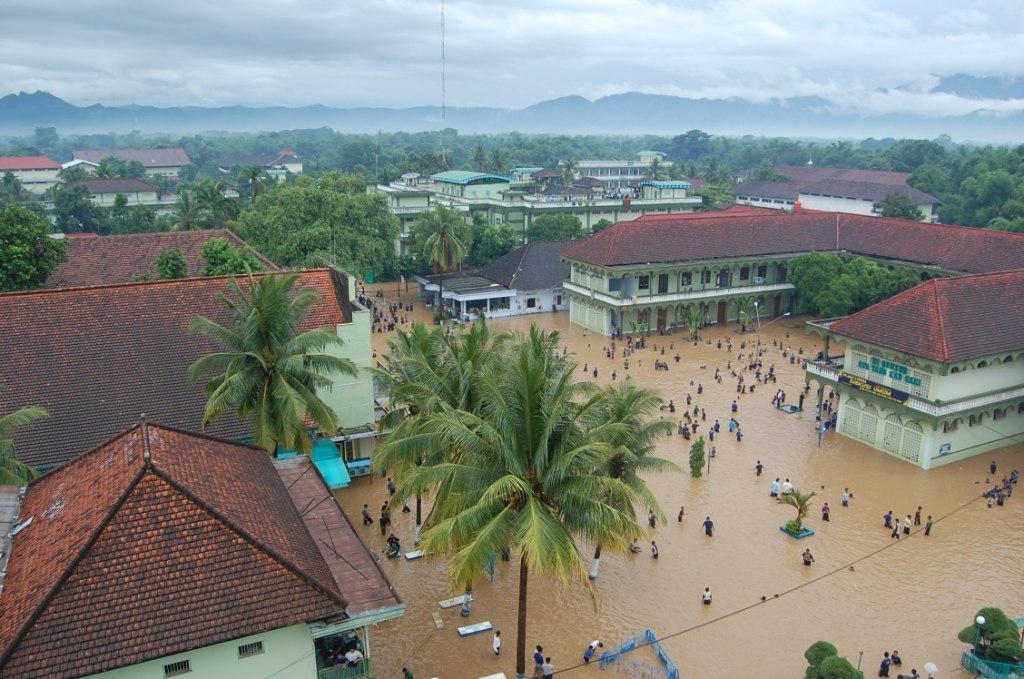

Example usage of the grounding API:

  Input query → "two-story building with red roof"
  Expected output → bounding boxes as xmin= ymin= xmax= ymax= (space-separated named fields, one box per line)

xmin=0 ymin=155 xmax=61 ymax=194
xmin=805 ymin=271 xmax=1024 ymax=469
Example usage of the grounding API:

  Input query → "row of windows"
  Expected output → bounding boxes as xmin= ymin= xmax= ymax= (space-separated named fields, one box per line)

xmin=162 ymin=641 xmax=264 ymax=676
xmin=943 ymin=402 xmax=1024 ymax=433
xmin=636 ymin=265 xmax=774 ymax=291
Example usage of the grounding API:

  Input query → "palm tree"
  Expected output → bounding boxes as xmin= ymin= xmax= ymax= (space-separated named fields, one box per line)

xmin=394 ymin=326 xmax=650 ymax=678
xmin=588 ymin=382 xmax=677 ymax=579
xmin=238 ymin=165 xmax=265 ymax=202
xmin=187 ymin=272 xmax=358 ymax=455
xmin=374 ymin=318 xmax=509 ymax=538
xmin=736 ymin=296 xmax=757 ymax=333
xmin=172 ymin=187 xmax=202 ymax=231
xmin=472 ymin=144 xmax=488 ymax=170
xmin=193 ymin=179 xmax=235 ymax=227
xmin=94 ymin=157 xmax=122 ymax=178
xmin=488 ymin=148 xmax=505 ymax=175
xmin=648 ymin=156 xmax=664 ymax=180
xmin=414 ymin=204 xmax=469 ymax=319
xmin=684 ymin=305 xmax=706 ymax=344
xmin=0 ymin=389 xmax=46 ymax=485
xmin=777 ymin=489 xmax=817 ymax=531
xmin=561 ymin=157 xmax=578 ymax=184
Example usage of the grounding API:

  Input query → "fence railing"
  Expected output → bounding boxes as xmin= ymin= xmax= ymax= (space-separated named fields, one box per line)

xmin=960 ymin=650 xmax=1024 ymax=678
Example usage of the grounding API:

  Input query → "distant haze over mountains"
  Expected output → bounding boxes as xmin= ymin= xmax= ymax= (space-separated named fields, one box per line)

xmin=1 ymin=75 xmax=1021 ymax=143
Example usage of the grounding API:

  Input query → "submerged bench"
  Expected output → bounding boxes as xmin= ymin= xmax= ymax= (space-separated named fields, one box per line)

xmin=457 ymin=621 xmax=492 ymax=636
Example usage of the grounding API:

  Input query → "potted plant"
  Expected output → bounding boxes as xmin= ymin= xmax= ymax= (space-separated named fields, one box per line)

xmin=778 ymin=489 xmax=817 ymax=538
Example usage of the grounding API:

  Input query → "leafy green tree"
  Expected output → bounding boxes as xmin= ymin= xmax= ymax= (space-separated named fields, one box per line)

xmin=908 ymin=163 xmax=949 ymax=198
xmin=804 ymin=641 xmax=839 ymax=675
xmin=154 ymin=247 xmax=188 ymax=279
xmin=958 ymin=607 xmax=1024 ymax=662
xmin=671 ymin=129 xmax=712 ymax=161
xmin=588 ymin=382 xmax=677 ymax=578
xmin=193 ymin=179 xmax=237 ymax=227
xmin=689 ymin=437 xmax=706 ymax=478
xmin=592 ymin=218 xmax=613 ymax=233
xmin=751 ymin=160 xmax=791 ymax=182
xmin=469 ymin=223 xmax=516 ymax=267
xmin=0 ymin=388 xmax=47 ymax=484
xmin=472 ymin=143 xmax=488 ymax=169
xmin=684 ymin=305 xmax=705 ymax=343
xmin=488 ymin=147 xmax=505 ymax=174
xmin=527 ymin=213 xmax=584 ymax=241
xmin=187 ymin=272 xmax=358 ymax=455
xmin=54 ymin=184 xmax=103 ymax=233
xmin=0 ymin=172 xmax=24 ymax=205
xmin=560 ymin=157 xmax=578 ymax=184
xmin=411 ymin=204 xmax=470 ymax=312
xmin=648 ymin=156 xmax=665 ymax=180
xmin=0 ymin=204 xmax=67 ymax=291
xmin=235 ymin=174 xmax=399 ymax=278
xmin=200 ymin=237 xmax=264 ymax=276
xmin=32 ymin=126 xmax=59 ymax=149
xmin=736 ymin=296 xmax=757 ymax=332
xmin=874 ymin=193 xmax=924 ymax=220
xmin=790 ymin=253 xmax=920 ymax=317
xmin=392 ymin=326 xmax=650 ymax=678
xmin=818 ymin=655 xmax=864 ymax=679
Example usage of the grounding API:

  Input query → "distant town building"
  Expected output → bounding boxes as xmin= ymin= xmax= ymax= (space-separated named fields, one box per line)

xmin=416 ymin=239 xmax=570 ymax=319
xmin=0 ymin=421 xmax=402 ymax=678
xmin=0 ymin=155 xmax=60 ymax=194
xmin=216 ymin=148 xmax=303 ymax=182
xmin=806 ymin=271 xmax=1024 ymax=468
xmin=734 ymin=165 xmax=939 ymax=221
xmin=69 ymin=177 xmax=162 ymax=207
xmin=42 ymin=229 xmax=277 ymax=288
xmin=0 ymin=267 xmax=377 ymax=472
xmin=376 ymin=173 xmax=469 ymax=256
xmin=72 ymin=147 xmax=191 ymax=177
xmin=570 ymin=151 xmax=673 ymax=189
xmin=560 ymin=208 xmax=1024 ymax=336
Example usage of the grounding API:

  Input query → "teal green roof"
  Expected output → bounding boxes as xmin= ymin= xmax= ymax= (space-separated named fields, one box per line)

xmin=639 ymin=180 xmax=692 ymax=189
xmin=431 ymin=170 xmax=512 ymax=185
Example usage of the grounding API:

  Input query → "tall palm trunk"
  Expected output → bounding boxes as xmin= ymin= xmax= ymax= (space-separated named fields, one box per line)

xmin=589 ymin=543 xmax=603 ymax=580
xmin=415 ymin=492 xmax=422 ymax=542
xmin=515 ymin=558 xmax=529 ymax=679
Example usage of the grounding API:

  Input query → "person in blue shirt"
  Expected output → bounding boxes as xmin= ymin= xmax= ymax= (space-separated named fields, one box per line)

xmin=703 ymin=516 xmax=714 ymax=537
xmin=879 ymin=651 xmax=892 ymax=677
xmin=533 ymin=646 xmax=545 ymax=676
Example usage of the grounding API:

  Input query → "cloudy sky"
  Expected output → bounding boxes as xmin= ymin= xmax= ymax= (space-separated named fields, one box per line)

xmin=1 ymin=0 xmax=1021 ymax=115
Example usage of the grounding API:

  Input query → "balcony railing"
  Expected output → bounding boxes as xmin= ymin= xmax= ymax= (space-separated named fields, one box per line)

xmin=318 ymin=658 xmax=373 ymax=679
xmin=563 ymin=281 xmax=795 ymax=307
xmin=805 ymin=362 xmax=1024 ymax=418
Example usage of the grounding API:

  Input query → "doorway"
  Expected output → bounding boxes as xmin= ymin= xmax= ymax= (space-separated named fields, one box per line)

xmin=717 ymin=301 xmax=727 ymax=324
xmin=657 ymin=308 xmax=668 ymax=332
xmin=657 ymin=274 xmax=669 ymax=294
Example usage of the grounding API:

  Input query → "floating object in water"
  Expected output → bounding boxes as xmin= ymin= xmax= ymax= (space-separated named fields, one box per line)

xmin=439 ymin=594 xmax=468 ymax=608
xmin=478 ymin=674 xmax=507 ymax=679
xmin=432 ymin=612 xmax=443 ymax=629
xmin=457 ymin=621 xmax=492 ymax=637
xmin=405 ymin=550 xmax=426 ymax=560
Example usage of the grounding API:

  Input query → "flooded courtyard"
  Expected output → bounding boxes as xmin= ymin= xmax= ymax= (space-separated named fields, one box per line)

xmin=339 ymin=283 xmax=1023 ymax=679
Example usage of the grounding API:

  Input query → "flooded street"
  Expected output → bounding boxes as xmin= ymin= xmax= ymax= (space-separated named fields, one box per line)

xmin=343 ymin=283 xmax=1023 ymax=679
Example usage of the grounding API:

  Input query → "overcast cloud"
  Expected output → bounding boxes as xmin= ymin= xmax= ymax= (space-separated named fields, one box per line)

xmin=0 ymin=0 xmax=1021 ymax=116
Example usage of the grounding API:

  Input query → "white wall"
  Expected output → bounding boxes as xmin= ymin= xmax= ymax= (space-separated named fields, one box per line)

xmin=933 ymin=360 xmax=1024 ymax=402
xmin=84 ymin=624 xmax=316 ymax=679
xmin=12 ymin=168 xmax=59 ymax=194
xmin=512 ymin=288 xmax=567 ymax=315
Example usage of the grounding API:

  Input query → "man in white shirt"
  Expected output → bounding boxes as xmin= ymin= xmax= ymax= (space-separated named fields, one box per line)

xmin=702 ymin=587 xmax=712 ymax=605
xmin=781 ymin=479 xmax=793 ymax=495
xmin=344 ymin=648 xmax=364 ymax=666
xmin=492 ymin=631 xmax=501 ymax=656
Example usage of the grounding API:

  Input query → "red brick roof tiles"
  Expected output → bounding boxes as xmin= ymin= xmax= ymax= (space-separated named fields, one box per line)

xmin=72 ymin=148 xmax=190 ymax=168
xmin=0 ymin=156 xmax=60 ymax=171
xmin=828 ymin=271 xmax=1024 ymax=363
xmin=69 ymin=177 xmax=159 ymax=194
xmin=561 ymin=210 xmax=1024 ymax=275
xmin=0 ymin=269 xmax=347 ymax=469
xmin=0 ymin=423 xmax=354 ymax=678
xmin=43 ymin=229 xmax=278 ymax=288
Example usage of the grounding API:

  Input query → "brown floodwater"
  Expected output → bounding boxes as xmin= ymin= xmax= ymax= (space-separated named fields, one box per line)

xmin=342 ymin=283 xmax=1023 ymax=679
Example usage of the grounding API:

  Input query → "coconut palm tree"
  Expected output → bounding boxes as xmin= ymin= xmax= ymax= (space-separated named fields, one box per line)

xmin=187 ymin=272 xmax=358 ymax=455
xmin=588 ymin=382 xmax=677 ymax=579
xmin=394 ymin=326 xmax=649 ymax=678
xmin=777 ymin=488 xmax=817 ymax=530
xmin=413 ymin=204 xmax=470 ymax=318
xmin=736 ymin=296 xmax=757 ymax=333
xmin=0 ymin=389 xmax=46 ymax=485
xmin=238 ymin=165 xmax=265 ymax=202
xmin=374 ymin=318 xmax=510 ymax=537
xmin=172 ymin=187 xmax=202 ymax=231
xmin=684 ymin=305 xmax=706 ymax=344
xmin=648 ymin=156 xmax=664 ymax=180
xmin=560 ymin=157 xmax=578 ymax=184
xmin=193 ymin=179 xmax=236 ymax=227
xmin=94 ymin=157 xmax=123 ymax=178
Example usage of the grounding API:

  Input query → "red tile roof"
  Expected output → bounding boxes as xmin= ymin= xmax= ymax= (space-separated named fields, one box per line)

xmin=0 ymin=269 xmax=349 ymax=469
xmin=69 ymin=177 xmax=159 ymax=194
xmin=560 ymin=210 xmax=1024 ymax=275
xmin=43 ymin=229 xmax=279 ymax=288
xmin=636 ymin=204 xmax=778 ymax=221
xmin=274 ymin=456 xmax=403 ymax=615
xmin=736 ymin=165 xmax=934 ymax=204
xmin=0 ymin=423 xmax=352 ymax=678
xmin=827 ymin=271 xmax=1024 ymax=363
xmin=0 ymin=156 xmax=59 ymax=171
xmin=72 ymin=148 xmax=191 ymax=168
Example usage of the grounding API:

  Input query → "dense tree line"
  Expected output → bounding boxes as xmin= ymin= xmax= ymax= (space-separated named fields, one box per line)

xmin=789 ymin=253 xmax=923 ymax=317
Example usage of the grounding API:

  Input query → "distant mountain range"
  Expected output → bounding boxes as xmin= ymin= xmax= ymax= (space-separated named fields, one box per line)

xmin=1 ymin=78 xmax=1021 ymax=142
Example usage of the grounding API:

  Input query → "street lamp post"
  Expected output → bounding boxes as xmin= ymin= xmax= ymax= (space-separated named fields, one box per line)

xmin=974 ymin=615 xmax=987 ymax=656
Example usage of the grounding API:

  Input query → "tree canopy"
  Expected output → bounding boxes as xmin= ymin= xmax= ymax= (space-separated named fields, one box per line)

xmin=527 ymin=213 xmax=584 ymax=241
xmin=0 ymin=204 xmax=67 ymax=292
xmin=790 ymin=253 xmax=921 ymax=317
xmin=154 ymin=248 xmax=188 ymax=279
xmin=874 ymin=193 xmax=925 ymax=220
xmin=200 ymin=237 xmax=264 ymax=276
